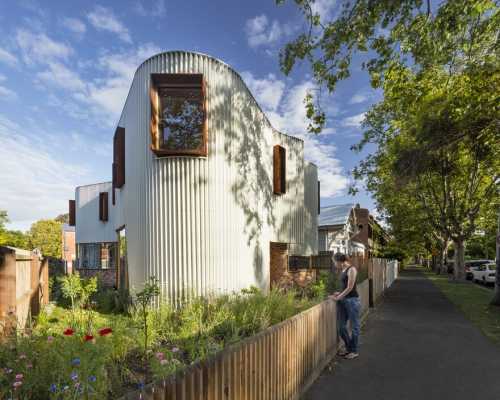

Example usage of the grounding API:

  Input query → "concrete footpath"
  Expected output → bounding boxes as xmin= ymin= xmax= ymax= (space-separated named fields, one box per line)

xmin=304 ymin=268 xmax=500 ymax=400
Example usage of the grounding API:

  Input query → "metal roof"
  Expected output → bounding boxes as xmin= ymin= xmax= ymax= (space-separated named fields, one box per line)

xmin=319 ymin=203 xmax=355 ymax=227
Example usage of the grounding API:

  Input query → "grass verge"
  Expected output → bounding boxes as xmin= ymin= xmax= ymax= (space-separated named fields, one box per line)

xmin=423 ymin=270 xmax=500 ymax=345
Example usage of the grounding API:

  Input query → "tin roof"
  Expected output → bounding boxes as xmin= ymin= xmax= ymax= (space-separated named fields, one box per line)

xmin=319 ymin=203 xmax=355 ymax=227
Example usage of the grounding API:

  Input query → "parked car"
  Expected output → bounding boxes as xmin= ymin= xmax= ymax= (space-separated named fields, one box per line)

xmin=471 ymin=263 xmax=497 ymax=285
xmin=465 ymin=260 xmax=493 ymax=280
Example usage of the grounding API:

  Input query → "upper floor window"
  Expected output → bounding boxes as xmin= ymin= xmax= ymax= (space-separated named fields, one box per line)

xmin=150 ymin=74 xmax=207 ymax=157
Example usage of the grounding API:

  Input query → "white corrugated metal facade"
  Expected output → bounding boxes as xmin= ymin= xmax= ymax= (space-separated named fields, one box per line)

xmin=75 ymin=51 xmax=318 ymax=302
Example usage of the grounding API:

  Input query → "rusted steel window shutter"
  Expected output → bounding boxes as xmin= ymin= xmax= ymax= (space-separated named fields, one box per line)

xmin=273 ymin=145 xmax=286 ymax=195
xmin=99 ymin=192 xmax=109 ymax=222
xmin=69 ymin=200 xmax=76 ymax=226
xmin=113 ymin=127 xmax=125 ymax=188
xmin=112 ymin=162 xmax=116 ymax=205
xmin=318 ymin=181 xmax=321 ymax=214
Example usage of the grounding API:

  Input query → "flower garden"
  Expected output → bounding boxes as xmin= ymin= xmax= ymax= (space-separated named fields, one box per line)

xmin=0 ymin=273 xmax=334 ymax=399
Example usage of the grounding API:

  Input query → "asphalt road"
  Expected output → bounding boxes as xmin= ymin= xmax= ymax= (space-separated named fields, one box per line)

xmin=303 ymin=268 xmax=500 ymax=400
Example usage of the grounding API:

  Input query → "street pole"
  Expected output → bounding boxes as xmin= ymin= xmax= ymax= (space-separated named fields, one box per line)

xmin=490 ymin=210 xmax=500 ymax=306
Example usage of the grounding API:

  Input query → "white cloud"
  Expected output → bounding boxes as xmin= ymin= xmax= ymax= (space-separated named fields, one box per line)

xmin=349 ymin=92 xmax=369 ymax=104
xmin=0 ymin=115 xmax=88 ymax=228
xmin=135 ymin=0 xmax=166 ymax=18
xmin=240 ymin=71 xmax=285 ymax=112
xmin=341 ymin=113 xmax=365 ymax=128
xmin=16 ymin=29 xmax=73 ymax=64
xmin=36 ymin=62 xmax=86 ymax=91
xmin=0 ymin=86 xmax=18 ymax=101
xmin=246 ymin=74 xmax=349 ymax=198
xmin=61 ymin=17 xmax=87 ymax=35
xmin=0 ymin=48 xmax=19 ymax=67
xmin=87 ymin=5 xmax=132 ymax=43
xmin=245 ymin=15 xmax=289 ymax=48
xmin=83 ymin=43 xmax=161 ymax=120
xmin=310 ymin=0 xmax=338 ymax=21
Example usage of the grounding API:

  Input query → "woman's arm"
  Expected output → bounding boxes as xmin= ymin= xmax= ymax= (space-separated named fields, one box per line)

xmin=334 ymin=268 xmax=357 ymax=300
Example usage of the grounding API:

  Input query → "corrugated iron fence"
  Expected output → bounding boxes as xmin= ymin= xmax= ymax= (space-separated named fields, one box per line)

xmin=0 ymin=246 xmax=49 ymax=333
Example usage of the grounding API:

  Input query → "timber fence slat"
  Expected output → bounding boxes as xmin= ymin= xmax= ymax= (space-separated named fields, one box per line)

xmin=121 ymin=285 xmax=375 ymax=400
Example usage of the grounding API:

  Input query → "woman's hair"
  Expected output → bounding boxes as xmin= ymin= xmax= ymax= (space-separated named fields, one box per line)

xmin=334 ymin=253 xmax=350 ymax=263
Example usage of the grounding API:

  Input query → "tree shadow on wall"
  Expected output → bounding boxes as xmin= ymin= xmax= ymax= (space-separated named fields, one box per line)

xmin=223 ymin=78 xmax=305 ymax=289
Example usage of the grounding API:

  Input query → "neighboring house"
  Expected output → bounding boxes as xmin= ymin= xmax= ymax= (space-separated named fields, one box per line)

xmin=351 ymin=204 xmax=389 ymax=257
xmin=318 ymin=204 xmax=365 ymax=256
xmin=70 ymin=51 xmax=319 ymax=301
xmin=61 ymin=224 xmax=76 ymax=274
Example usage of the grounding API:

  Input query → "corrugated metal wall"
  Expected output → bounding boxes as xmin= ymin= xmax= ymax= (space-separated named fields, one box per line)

xmin=75 ymin=182 xmax=117 ymax=244
xmin=109 ymin=51 xmax=318 ymax=303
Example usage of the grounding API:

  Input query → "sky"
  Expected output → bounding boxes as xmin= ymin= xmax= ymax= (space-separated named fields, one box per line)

xmin=0 ymin=0 xmax=381 ymax=232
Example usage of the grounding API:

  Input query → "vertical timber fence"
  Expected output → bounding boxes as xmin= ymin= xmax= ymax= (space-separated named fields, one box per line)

xmin=123 ymin=280 xmax=372 ymax=400
xmin=0 ymin=246 xmax=49 ymax=333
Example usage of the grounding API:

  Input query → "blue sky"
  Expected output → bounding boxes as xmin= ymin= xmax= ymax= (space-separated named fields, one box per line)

xmin=0 ymin=0 xmax=380 ymax=231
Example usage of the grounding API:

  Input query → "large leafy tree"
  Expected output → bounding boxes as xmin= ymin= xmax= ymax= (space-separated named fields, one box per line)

xmin=280 ymin=0 xmax=499 ymax=286
xmin=0 ymin=210 xmax=30 ymax=249
xmin=29 ymin=219 xmax=62 ymax=258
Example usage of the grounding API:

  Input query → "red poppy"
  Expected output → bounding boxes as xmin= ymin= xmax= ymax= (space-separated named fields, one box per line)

xmin=98 ymin=327 xmax=112 ymax=336
xmin=84 ymin=334 xmax=94 ymax=342
xmin=63 ymin=328 xmax=75 ymax=336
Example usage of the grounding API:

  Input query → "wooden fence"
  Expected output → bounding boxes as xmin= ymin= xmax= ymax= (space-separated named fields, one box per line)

xmin=124 ymin=279 xmax=372 ymax=400
xmin=0 ymin=246 xmax=49 ymax=333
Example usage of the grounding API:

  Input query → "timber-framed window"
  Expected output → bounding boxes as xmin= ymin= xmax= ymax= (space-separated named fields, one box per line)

xmin=150 ymin=73 xmax=207 ymax=157
xmin=273 ymin=145 xmax=286 ymax=195
xmin=99 ymin=192 xmax=109 ymax=222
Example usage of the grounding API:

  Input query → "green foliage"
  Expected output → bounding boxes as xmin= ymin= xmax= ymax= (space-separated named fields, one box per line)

xmin=1 ymin=283 xmax=325 ymax=398
xmin=29 ymin=219 xmax=62 ymax=258
xmin=134 ymin=277 xmax=161 ymax=357
xmin=0 ymin=210 xmax=30 ymax=249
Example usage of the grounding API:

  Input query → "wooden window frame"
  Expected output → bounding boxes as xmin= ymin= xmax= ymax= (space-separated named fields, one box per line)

xmin=99 ymin=192 xmax=109 ymax=222
xmin=69 ymin=200 xmax=76 ymax=226
xmin=273 ymin=145 xmax=286 ymax=195
xmin=150 ymin=73 xmax=208 ymax=157
xmin=113 ymin=127 xmax=125 ymax=188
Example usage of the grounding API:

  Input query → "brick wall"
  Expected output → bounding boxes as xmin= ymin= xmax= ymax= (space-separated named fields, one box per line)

xmin=76 ymin=268 xmax=117 ymax=288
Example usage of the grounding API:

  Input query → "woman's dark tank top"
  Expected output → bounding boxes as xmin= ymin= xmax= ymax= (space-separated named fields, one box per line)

xmin=340 ymin=266 xmax=359 ymax=298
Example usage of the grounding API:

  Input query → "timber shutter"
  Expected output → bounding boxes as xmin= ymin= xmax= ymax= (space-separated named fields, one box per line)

xmin=318 ymin=181 xmax=320 ymax=214
xmin=99 ymin=192 xmax=109 ymax=222
xmin=273 ymin=145 xmax=286 ymax=195
xmin=113 ymin=127 xmax=125 ymax=188
xmin=69 ymin=200 xmax=75 ymax=226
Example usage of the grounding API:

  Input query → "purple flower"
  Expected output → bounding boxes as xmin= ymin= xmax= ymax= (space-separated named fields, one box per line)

xmin=71 ymin=358 xmax=80 ymax=366
xmin=71 ymin=371 xmax=78 ymax=381
xmin=13 ymin=381 xmax=22 ymax=388
xmin=155 ymin=352 xmax=164 ymax=360
xmin=47 ymin=336 xmax=54 ymax=342
xmin=15 ymin=373 xmax=23 ymax=380
xmin=172 ymin=347 xmax=179 ymax=353
xmin=88 ymin=375 xmax=97 ymax=382
xmin=49 ymin=383 xmax=57 ymax=393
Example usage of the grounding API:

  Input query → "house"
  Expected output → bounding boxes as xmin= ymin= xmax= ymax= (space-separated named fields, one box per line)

xmin=318 ymin=204 xmax=365 ymax=256
xmin=351 ymin=204 xmax=389 ymax=257
xmin=69 ymin=51 xmax=319 ymax=302
xmin=61 ymin=224 xmax=76 ymax=274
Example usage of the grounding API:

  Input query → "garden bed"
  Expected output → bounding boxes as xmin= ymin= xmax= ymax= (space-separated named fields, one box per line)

xmin=0 ymin=275 xmax=328 ymax=399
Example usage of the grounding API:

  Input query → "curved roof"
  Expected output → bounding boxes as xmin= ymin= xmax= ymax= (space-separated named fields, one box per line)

xmin=319 ymin=203 xmax=355 ymax=227
xmin=128 ymin=50 xmax=303 ymax=144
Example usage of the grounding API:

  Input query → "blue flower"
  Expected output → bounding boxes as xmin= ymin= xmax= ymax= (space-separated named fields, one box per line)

xmin=88 ymin=375 xmax=97 ymax=383
xmin=71 ymin=358 xmax=80 ymax=366
xmin=137 ymin=382 xmax=145 ymax=390
xmin=71 ymin=371 xmax=78 ymax=381
xmin=49 ymin=383 xmax=57 ymax=393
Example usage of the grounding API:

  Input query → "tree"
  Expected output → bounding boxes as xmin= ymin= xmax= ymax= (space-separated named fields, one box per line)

xmin=0 ymin=210 xmax=30 ymax=249
xmin=29 ymin=219 xmax=62 ymax=258
xmin=55 ymin=213 xmax=69 ymax=224
xmin=280 ymin=0 xmax=499 ymax=281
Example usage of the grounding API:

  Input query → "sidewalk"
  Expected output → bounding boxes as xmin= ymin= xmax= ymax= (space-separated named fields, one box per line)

xmin=303 ymin=268 xmax=500 ymax=400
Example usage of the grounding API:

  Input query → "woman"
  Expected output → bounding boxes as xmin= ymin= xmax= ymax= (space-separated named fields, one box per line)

xmin=331 ymin=253 xmax=360 ymax=359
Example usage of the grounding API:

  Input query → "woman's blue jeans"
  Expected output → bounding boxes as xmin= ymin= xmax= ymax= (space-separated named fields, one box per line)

xmin=337 ymin=297 xmax=361 ymax=353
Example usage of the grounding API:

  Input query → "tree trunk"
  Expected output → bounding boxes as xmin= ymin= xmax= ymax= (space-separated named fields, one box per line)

xmin=439 ymin=247 xmax=447 ymax=275
xmin=490 ymin=211 xmax=500 ymax=306
xmin=453 ymin=238 xmax=465 ymax=281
